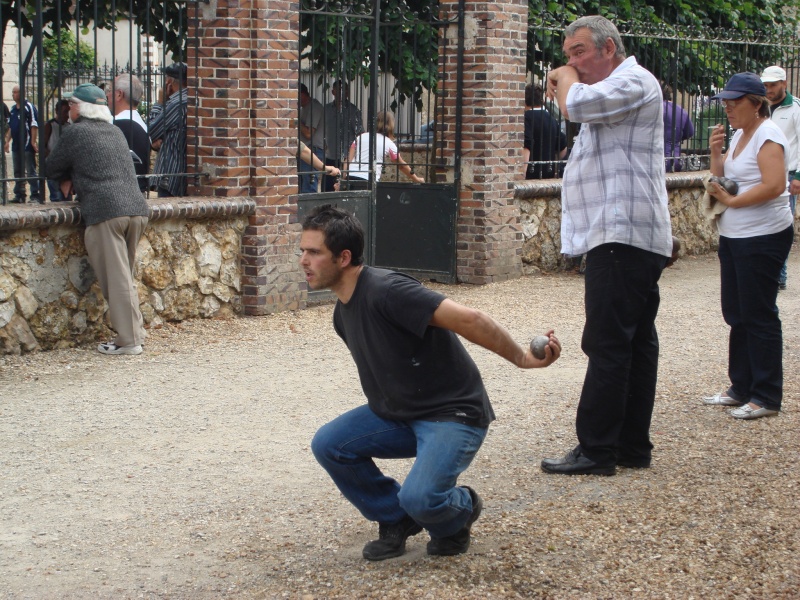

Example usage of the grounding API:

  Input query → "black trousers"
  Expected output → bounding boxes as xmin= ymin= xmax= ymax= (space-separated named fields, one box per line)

xmin=576 ymin=243 xmax=668 ymax=465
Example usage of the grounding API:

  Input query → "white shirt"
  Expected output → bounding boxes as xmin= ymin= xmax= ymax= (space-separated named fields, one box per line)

xmin=114 ymin=108 xmax=147 ymax=131
xmin=560 ymin=56 xmax=672 ymax=258
xmin=348 ymin=133 xmax=399 ymax=181
xmin=769 ymin=93 xmax=800 ymax=175
xmin=719 ymin=119 xmax=793 ymax=238
xmin=114 ymin=108 xmax=148 ymax=132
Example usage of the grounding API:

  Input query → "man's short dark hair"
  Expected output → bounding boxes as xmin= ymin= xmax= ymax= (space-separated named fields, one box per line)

xmin=525 ymin=83 xmax=545 ymax=107
xmin=300 ymin=83 xmax=310 ymax=96
xmin=333 ymin=79 xmax=350 ymax=96
xmin=302 ymin=204 xmax=364 ymax=266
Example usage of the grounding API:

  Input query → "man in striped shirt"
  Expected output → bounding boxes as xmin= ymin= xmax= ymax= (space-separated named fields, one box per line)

xmin=540 ymin=16 xmax=673 ymax=476
xmin=150 ymin=62 xmax=188 ymax=197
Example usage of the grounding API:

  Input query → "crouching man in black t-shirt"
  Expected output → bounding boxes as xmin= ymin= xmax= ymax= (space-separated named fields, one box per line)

xmin=301 ymin=205 xmax=561 ymax=561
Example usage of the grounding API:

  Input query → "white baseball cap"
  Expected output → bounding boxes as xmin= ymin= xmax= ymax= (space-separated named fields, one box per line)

xmin=760 ymin=66 xmax=786 ymax=83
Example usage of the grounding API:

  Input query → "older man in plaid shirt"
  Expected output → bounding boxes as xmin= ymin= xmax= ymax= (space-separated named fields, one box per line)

xmin=541 ymin=16 xmax=673 ymax=476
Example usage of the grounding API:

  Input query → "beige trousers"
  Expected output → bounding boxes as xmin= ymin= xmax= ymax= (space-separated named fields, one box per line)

xmin=84 ymin=215 xmax=148 ymax=347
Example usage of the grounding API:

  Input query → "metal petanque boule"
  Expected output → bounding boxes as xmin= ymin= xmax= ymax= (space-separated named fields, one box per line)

xmin=530 ymin=335 xmax=550 ymax=359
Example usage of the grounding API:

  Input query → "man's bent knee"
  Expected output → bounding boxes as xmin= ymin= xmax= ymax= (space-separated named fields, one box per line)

xmin=310 ymin=422 xmax=339 ymax=465
xmin=397 ymin=486 xmax=449 ymax=525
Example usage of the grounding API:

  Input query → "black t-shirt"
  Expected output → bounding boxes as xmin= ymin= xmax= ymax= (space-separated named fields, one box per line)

xmin=333 ymin=267 xmax=495 ymax=427
xmin=524 ymin=108 xmax=567 ymax=179
xmin=114 ymin=117 xmax=151 ymax=192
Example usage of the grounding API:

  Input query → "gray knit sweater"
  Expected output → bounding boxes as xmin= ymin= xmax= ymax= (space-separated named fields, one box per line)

xmin=46 ymin=118 xmax=150 ymax=226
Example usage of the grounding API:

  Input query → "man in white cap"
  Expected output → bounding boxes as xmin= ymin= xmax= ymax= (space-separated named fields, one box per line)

xmin=761 ymin=65 xmax=800 ymax=290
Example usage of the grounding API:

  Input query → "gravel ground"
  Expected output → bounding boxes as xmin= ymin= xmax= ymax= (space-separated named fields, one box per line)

xmin=1 ymin=251 xmax=798 ymax=600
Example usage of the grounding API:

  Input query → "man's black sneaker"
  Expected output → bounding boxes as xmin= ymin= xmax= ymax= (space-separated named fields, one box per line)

xmin=362 ymin=515 xmax=422 ymax=561
xmin=427 ymin=486 xmax=483 ymax=556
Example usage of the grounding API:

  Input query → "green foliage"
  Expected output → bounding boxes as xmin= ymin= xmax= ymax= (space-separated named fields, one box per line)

xmin=42 ymin=28 xmax=95 ymax=72
xmin=300 ymin=0 xmax=798 ymax=116
xmin=696 ymin=103 xmax=725 ymax=121
xmin=527 ymin=0 xmax=799 ymax=94
xmin=1 ymin=0 xmax=188 ymax=60
xmin=300 ymin=0 xmax=440 ymax=111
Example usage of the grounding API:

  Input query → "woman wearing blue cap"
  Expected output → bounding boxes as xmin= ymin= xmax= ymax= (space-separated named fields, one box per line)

xmin=46 ymin=83 xmax=150 ymax=356
xmin=702 ymin=73 xmax=794 ymax=419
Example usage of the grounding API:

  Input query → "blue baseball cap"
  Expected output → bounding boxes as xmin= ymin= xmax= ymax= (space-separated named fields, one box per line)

xmin=711 ymin=72 xmax=766 ymax=100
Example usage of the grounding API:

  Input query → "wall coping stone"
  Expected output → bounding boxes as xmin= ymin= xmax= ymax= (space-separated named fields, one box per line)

xmin=0 ymin=197 xmax=257 ymax=231
xmin=514 ymin=172 xmax=708 ymax=200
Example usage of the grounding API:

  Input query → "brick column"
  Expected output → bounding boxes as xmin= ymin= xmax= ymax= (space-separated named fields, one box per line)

xmin=188 ymin=0 xmax=306 ymax=315
xmin=440 ymin=0 xmax=527 ymax=284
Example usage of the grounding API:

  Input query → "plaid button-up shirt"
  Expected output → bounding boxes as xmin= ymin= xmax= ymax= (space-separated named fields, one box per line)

xmin=560 ymin=56 xmax=673 ymax=258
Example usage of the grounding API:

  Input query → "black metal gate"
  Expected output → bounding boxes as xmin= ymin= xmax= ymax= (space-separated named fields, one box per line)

xmin=297 ymin=0 xmax=462 ymax=285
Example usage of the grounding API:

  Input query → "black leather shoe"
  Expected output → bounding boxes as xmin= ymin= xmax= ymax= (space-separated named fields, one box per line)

xmin=617 ymin=457 xmax=651 ymax=469
xmin=427 ymin=486 xmax=483 ymax=556
xmin=362 ymin=515 xmax=422 ymax=561
xmin=541 ymin=446 xmax=615 ymax=476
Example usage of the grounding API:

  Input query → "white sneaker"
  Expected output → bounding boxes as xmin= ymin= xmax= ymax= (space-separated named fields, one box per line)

xmin=702 ymin=393 xmax=743 ymax=406
xmin=97 ymin=342 xmax=143 ymax=355
xmin=730 ymin=404 xmax=778 ymax=420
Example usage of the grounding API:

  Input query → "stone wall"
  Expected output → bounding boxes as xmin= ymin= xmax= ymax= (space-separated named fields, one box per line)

xmin=0 ymin=198 xmax=255 ymax=355
xmin=3 ymin=173 xmax=795 ymax=355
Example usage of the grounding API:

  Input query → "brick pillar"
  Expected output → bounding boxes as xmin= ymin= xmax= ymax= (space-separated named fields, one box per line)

xmin=440 ymin=0 xmax=527 ymax=284
xmin=188 ymin=0 xmax=306 ymax=315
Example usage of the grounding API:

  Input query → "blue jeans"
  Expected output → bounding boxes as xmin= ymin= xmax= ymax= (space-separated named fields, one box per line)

xmin=719 ymin=226 xmax=793 ymax=410
xmin=12 ymin=149 xmax=40 ymax=201
xmin=298 ymin=146 xmax=324 ymax=194
xmin=577 ymin=243 xmax=667 ymax=466
xmin=779 ymin=194 xmax=795 ymax=286
xmin=311 ymin=405 xmax=487 ymax=538
xmin=47 ymin=179 xmax=65 ymax=202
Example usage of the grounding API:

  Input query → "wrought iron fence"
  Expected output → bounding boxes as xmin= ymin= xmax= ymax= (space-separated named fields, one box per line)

xmin=0 ymin=0 xmax=197 ymax=205
xmin=526 ymin=14 xmax=800 ymax=177
xmin=298 ymin=0 xmax=459 ymax=194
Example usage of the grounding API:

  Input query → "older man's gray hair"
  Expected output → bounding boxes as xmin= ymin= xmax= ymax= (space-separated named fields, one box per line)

xmin=565 ymin=15 xmax=627 ymax=59
xmin=114 ymin=73 xmax=144 ymax=107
